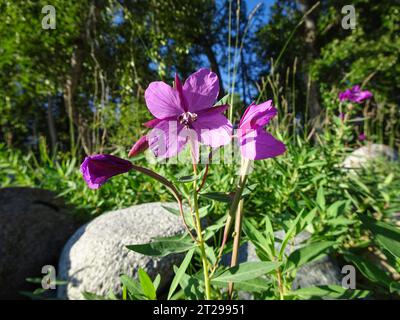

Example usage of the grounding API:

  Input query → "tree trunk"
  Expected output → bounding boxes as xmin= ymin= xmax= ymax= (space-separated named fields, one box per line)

xmin=298 ymin=0 xmax=321 ymax=121
xmin=63 ymin=36 xmax=85 ymax=153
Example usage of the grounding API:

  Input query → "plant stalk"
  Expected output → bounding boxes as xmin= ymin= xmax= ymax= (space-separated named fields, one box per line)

xmin=190 ymin=146 xmax=212 ymax=300
xmin=227 ymin=158 xmax=250 ymax=298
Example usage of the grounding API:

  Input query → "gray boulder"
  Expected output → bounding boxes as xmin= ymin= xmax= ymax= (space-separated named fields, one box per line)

xmin=0 ymin=187 xmax=78 ymax=299
xmin=342 ymin=144 xmax=397 ymax=169
xmin=57 ymin=202 xmax=186 ymax=300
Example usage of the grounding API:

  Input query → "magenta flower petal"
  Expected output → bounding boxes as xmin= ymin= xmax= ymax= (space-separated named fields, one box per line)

xmin=80 ymin=154 xmax=133 ymax=189
xmin=191 ymin=113 xmax=232 ymax=148
xmin=239 ymin=129 xmax=286 ymax=160
xmin=355 ymin=91 xmax=373 ymax=103
xmin=183 ymin=68 xmax=219 ymax=113
xmin=238 ymin=100 xmax=286 ymax=160
xmin=175 ymin=73 xmax=189 ymax=112
xmin=338 ymin=85 xmax=373 ymax=104
xmin=239 ymin=100 xmax=277 ymax=129
xmin=144 ymin=81 xmax=184 ymax=119
xmin=128 ymin=135 xmax=149 ymax=157
xmin=147 ymin=120 xmax=187 ymax=159
xmin=142 ymin=68 xmax=231 ymax=160
xmin=197 ymin=104 xmax=229 ymax=116
xmin=358 ymin=133 xmax=366 ymax=141
xmin=143 ymin=118 xmax=163 ymax=128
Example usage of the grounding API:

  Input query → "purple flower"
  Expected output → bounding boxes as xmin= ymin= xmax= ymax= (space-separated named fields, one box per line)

xmin=358 ymin=133 xmax=366 ymax=141
xmin=144 ymin=68 xmax=232 ymax=159
xmin=80 ymin=154 xmax=133 ymax=189
xmin=128 ymin=135 xmax=149 ymax=157
xmin=338 ymin=85 xmax=373 ymax=104
xmin=238 ymin=100 xmax=286 ymax=160
xmin=339 ymin=112 xmax=346 ymax=121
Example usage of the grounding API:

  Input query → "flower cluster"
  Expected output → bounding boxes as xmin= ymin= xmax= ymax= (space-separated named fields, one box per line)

xmin=338 ymin=85 xmax=373 ymax=104
xmin=81 ymin=68 xmax=286 ymax=189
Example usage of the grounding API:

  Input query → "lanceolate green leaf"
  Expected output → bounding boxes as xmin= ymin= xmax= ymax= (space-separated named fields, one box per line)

xmin=289 ymin=285 xmax=370 ymax=299
xmin=153 ymin=274 xmax=161 ymax=291
xmin=176 ymin=174 xmax=198 ymax=183
xmin=82 ymin=292 xmax=108 ymax=300
xmin=360 ymin=215 xmax=400 ymax=259
xmin=126 ymin=235 xmax=195 ymax=257
xmin=176 ymin=268 xmax=204 ymax=300
xmin=211 ymin=261 xmax=281 ymax=283
xmin=278 ymin=209 xmax=304 ymax=259
xmin=214 ymin=278 xmax=272 ymax=293
xmin=285 ymin=241 xmax=335 ymax=272
xmin=120 ymin=275 xmax=144 ymax=299
xmin=168 ymin=248 xmax=195 ymax=300
xmin=243 ymin=219 xmax=274 ymax=260
xmin=138 ymin=268 xmax=157 ymax=300
xmin=343 ymin=253 xmax=392 ymax=287
xmin=199 ymin=192 xmax=231 ymax=203
xmin=316 ymin=186 xmax=326 ymax=210
xmin=214 ymin=94 xmax=230 ymax=106
xmin=389 ymin=281 xmax=400 ymax=294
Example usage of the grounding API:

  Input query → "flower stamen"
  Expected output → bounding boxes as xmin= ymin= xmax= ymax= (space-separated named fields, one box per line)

xmin=178 ymin=112 xmax=198 ymax=127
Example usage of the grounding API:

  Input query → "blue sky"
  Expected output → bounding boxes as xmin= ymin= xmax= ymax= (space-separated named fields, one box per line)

xmin=246 ymin=0 xmax=275 ymax=23
xmin=112 ymin=0 xmax=277 ymax=101
xmin=216 ymin=0 xmax=275 ymax=101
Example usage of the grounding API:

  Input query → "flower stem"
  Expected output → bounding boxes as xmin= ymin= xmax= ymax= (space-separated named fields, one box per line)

xmin=190 ymin=146 xmax=212 ymax=300
xmin=227 ymin=158 xmax=251 ymax=298
xmin=228 ymin=198 xmax=244 ymax=298
xmin=276 ymin=267 xmax=285 ymax=300
xmin=193 ymin=186 xmax=212 ymax=300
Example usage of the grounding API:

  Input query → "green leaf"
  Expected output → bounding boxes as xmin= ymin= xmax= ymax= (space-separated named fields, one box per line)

xmin=299 ymin=160 xmax=327 ymax=169
xmin=327 ymin=217 xmax=355 ymax=226
xmin=349 ymin=175 xmax=372 ymax=195
xmin=389 ymin=281 xmax=400 ymax=294
xmin=153 ymin=274 xmax=161 ymax=291
xmin=243 ymin=219 xmax=274 ymax=260
xmin=126 ymin=235 xmax=195 ymax=257
xmin=138 ymin=268 xmax=156 ymax=300
xmin=161 ymin=205 xmax=180 ymax=216
xmin=316 ymin=186 xmax=326 ymax=210
xmin=120 ymin=274 xmax=144 ymax=299
xmin=214 ymin=94 xmax=230 ymax=106
xmin=82 ymin=292 xmax=108 ymax=300
xmin=360 ymin=215 xmax=400 ymax=259
xmin=214 ymin=278 xmax=272 ymax=293
xmin=211 ymin=261 xmax=281 ymax=283
xmin=199 ymin=192 xmax=231 ymax=203
xmin=204 ymin=243 xmax=217 ymax=265
xmin=242 ymin=183 xmax=258 ymax=197
xmin=326 ymin=200 xmax=347 ymax=218
xmin=343 ymin=253 xmax=393 ymax=287
xmin=176 ymin=268 xmax=204 ymax=300
xmin=286 ymin=241 xmax=335 ymax=272
xmin=278 ymin=209 xmax=304 ymax=259
xmin=204 ymin=216 xmax=227 ymax=240
xmin=289 ymin=285 xmax=370 ymax=299
xmin=198 ymin=205 xmax=211 ymax=218
xmin=176 ymin=174 xmax=198 ymax=183
xmin=168 ymin=248 xmax=195 ymax=300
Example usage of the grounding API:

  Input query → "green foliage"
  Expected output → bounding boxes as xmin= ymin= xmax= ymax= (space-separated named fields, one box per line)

xmin=126 ymin=234 xmax=195 ymax=257
xmin=211 ymin=261 xmax=281 ymax=284
xmin=2 ymin=0 xmax=400 ymax=301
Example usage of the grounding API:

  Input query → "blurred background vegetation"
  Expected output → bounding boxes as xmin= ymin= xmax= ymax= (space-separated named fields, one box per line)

xmin=0 ymin=0 xmax=399 ymax=298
